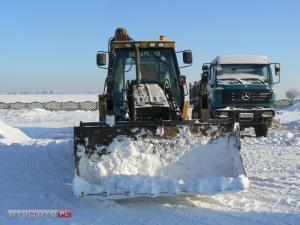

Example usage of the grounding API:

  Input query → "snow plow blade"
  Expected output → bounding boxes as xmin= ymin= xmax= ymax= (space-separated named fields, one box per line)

xmin=73 ymin=121 xmax=248 ymax=199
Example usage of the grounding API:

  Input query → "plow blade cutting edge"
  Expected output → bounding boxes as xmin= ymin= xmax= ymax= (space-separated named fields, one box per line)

xmin=73 ymin=121 xmax=249 ymax=199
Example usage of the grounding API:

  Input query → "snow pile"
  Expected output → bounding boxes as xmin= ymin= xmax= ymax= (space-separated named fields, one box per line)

xmin=0 ymin=120 xmax=31 ymax=145
xmin=0 ymin=120 xmax=64 ymax=146
xmin=73 ymin=128 xmax=248 ymax=197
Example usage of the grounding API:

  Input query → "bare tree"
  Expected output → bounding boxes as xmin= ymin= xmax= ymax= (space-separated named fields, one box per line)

xmin=286 ymin=89 xmax=300 ymax=104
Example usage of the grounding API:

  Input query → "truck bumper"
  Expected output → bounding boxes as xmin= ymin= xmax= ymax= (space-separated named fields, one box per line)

xmin=215 ymin=108 xmax=275 ymax=127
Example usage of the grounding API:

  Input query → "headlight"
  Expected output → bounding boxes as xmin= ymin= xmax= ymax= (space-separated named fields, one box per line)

xmin=262 ymin=111 xmax=273 ymax=117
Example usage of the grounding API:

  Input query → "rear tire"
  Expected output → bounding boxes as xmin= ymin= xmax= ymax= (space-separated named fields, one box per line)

xmin=255 ymin=125 xmax=268 ymax=137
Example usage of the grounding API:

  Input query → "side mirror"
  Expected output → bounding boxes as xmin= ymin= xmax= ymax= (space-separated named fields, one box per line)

xmin=271 ymin=63 xmax=280 ymax=84
xmin=275 ymin=63 xmax=280 ymax=76
xmin=97 ymin=52 xmax=107 ymax=66
xmin=183 ymin=51 xmax=192 ymax=64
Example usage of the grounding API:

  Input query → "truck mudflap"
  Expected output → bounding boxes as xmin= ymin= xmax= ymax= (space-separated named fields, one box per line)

xmin=73 ymin=120 xmax=248 ymax=199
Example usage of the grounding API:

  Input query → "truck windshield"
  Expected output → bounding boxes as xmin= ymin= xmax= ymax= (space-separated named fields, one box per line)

xmin=217 ymin=64 xmax=272 ymax=84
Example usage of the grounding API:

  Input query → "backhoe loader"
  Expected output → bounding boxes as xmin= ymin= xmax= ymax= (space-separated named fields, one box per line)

xmin=73 ymin=28 xmax=248 ymax=199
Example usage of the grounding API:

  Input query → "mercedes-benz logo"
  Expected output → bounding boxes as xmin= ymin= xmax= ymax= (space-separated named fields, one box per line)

xmin=242 ymin=92 xmax=251 ymax=101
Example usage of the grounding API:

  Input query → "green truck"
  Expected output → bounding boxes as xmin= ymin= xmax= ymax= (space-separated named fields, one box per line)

xmin=190 ymin=55 xmax=280 ymax=137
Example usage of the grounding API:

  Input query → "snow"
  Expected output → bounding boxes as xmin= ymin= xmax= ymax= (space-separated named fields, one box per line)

xmin=217 ymin=74 xmax=266 ymax=85
xmin=214 ymin=55 xmax=270 ymax=64
xmin=0 ymin=108 xmax=98 ymax=127
xmin=277 ymin=103 xmax=300 ymax=129
xmin=0 ymin=100 xmax=299 ymax=224
xmin=0 ymin=120 xmax=31 ymax=145
xmin=105 ymin=115 xmax=115 ymax=127
xmin=73 ymin=129 xmax=248 ymax=197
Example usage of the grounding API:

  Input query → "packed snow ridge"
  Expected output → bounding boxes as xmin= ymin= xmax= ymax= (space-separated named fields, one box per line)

xmin=0 ymin=120 xmax=31 ymax=145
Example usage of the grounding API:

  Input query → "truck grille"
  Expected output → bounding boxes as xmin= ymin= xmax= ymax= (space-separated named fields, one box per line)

xmin=222 ymin=90 xmax=273 ymax=105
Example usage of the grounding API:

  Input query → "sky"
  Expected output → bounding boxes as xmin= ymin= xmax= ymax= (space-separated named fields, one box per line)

xmin=1 ymin=0 xmax=300 ymax=98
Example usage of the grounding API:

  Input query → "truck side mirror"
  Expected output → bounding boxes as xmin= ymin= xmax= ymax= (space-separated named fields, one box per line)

xmin=183 ymin=51 xmax=192 ymax=64
xmin=97 ymin=52 xmax=107 ymax=66
xmin=275 ymin=63 xmax=280 ymax=76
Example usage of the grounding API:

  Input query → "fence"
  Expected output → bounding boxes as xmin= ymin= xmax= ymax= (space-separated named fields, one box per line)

xmin=274 ymin=99 xmax=300 ymax=110
xmin=0 ymin=101 xmax=99 ymax=111
xmin=0 ymin=99 xmax=298 ymax=111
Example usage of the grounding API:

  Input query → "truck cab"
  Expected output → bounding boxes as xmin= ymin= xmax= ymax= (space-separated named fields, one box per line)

xmin=190 ymin=55 xmax=280 ymax=137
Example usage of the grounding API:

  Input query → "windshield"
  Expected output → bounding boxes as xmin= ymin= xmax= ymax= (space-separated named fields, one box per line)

xmin=217 ymin=64 xmax=272 ymax=84
xmin=113 ymin=48 xmax=178 ymax=85
xmin=112 ymin=48 xmax=181 ymax=115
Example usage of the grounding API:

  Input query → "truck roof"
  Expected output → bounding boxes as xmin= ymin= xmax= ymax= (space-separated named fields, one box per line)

xmin=213 ymin=55 xmax=270 ymax=65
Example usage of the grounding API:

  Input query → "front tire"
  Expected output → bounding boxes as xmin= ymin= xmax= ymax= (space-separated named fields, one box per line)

xmin=255 ymin=124 xmax=268 ymax=137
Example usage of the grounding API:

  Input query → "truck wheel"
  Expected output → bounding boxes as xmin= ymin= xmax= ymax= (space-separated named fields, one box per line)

xmin=255 ymin=125 xmax=268 ymax=137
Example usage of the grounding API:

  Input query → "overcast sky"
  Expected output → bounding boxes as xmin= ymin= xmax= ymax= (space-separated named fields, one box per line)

xmin=1 ymin=0 xmax=300 ymax=98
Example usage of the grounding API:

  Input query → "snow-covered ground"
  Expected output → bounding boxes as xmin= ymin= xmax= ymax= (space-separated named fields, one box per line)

xmin=0 ymin=108 xmax=98 ymax=127
xmin=0 ymin=102 xmax=299 ymax=225
xmin=277 ymin=104 xmax=300 ymax=129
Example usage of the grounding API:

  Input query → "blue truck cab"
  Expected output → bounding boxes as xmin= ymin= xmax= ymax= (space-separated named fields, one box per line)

xmin=190 ymin=55 xmax=280 ymax=137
